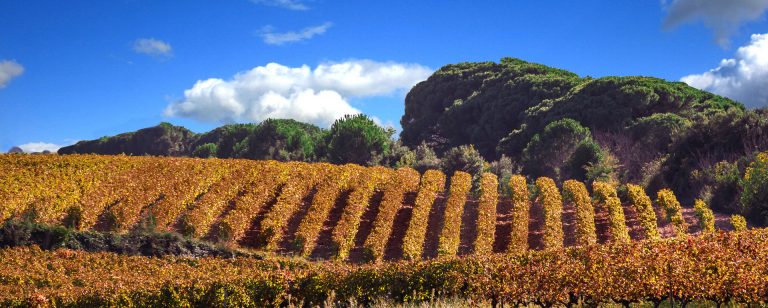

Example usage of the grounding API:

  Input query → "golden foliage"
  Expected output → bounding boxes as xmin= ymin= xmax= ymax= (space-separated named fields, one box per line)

xmin=473 ymin=172 xmax=498 ymax=254
xmin=626 ymin=184 xmax=660 ymax=240
xmin=731 ymin=214 xmax=747 ymax=231
xmin=694 ymin=199 xmax=715 ymax=233
xmin=593 ymin=182 xmax=630 ymax=243
xmin=362 ymin=167 xmax=420 ymax=262
xmin=507 ymin=175 xmax=530 ymax=254
xmin=536 ymin=177 xmax=563 ymax=250
xmin=402 ymin=169 xmax=446 ymax=260
xmin=562 ymin=180 xmax=596 ymax=246
xmin=656 ymin=188 xmax=687 ymax=236
xmin=437 ymin=171 xmax=472 ymax=257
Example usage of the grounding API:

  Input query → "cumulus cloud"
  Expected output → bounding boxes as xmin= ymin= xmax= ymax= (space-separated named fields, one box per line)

xmin=662 ymin=0 xmax=768 ymax=46
xmin=17 ymin=142 xmax=62 ymax=153
xmin=259 ymin=22 xmax=332 ymax=45
xmin=0 ymin=60 xmax=24 ymax=89
xmin=681 ymin=33 xmax=768 ymax=108
xmin=164 ymin=60 xmax=433 ymax=127
xmin=132 ymin=38 xmax=173 ymax=57
xmin=251 ymin=0 xmax=308 ymax=10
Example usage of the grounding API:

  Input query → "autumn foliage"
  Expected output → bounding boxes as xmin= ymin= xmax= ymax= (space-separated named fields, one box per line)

xmin=362 ymin=167 xmax=420 ymax=262
xmin=592 ymin=182 xmax=630 ymax=243
xmin=402 ymin=169 xmax=445 ymax=260
xmin=4 ymin=229 xmax=768 ymax=306
xmin=437 ymin=171 xmax=472 ymax=257
xmin=626 ymin=183 xmax=660 ymax=240
xmin=562 ymin=180 xmax=596 ymax=246
xmin=507 ymin=175 xmax=530 ymax=254
xmin=657 ymin=188 xmax=688 ymax=236
xmin=535 ymin=177 xmax=563 ymax=250
xmin=473 ymin=172 xmax=498 ymax=254
xmin=694 ymin=199 xmax=715 ymax=233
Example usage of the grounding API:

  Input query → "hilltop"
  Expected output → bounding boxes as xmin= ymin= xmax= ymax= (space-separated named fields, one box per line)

xmin=54 ymin=58 xmax=768 ymax=223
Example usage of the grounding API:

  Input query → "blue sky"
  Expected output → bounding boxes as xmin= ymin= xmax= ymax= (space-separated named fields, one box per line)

xmin=1 ymin=0 xmax=767 ymax=152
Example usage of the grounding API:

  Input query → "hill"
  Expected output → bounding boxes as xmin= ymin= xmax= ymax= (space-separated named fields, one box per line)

xmin=58 ymin=116 xmax=385 ymax=165
xmin=401 ymin=57 xmax=740 ymax=158
xmin=400 ymin=58 xmax=762 ymax=203
xmin=55 ymin=58 xmax=768 ymax=222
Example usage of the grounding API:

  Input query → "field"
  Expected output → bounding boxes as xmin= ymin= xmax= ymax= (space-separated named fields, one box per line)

xmin=0 ymin=154 xmax=764 ymax=306
xmin=0 ymin=154 xmax=735 ymax=261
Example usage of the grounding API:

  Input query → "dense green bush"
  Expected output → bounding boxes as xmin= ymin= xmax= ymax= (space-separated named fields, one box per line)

xmin=377 ymin=140 xmax=414 ymax=168
xmin=326 ymin=114 xmax=393 ymax=165
xmin=689 ymin=160 xmax=743 ymax=214
xmin=488 ymin=155 xmax=517 ymax=193
xmin=239 ymin=119 xmax=325 ymax=161
xmin=410 ymin=142 xmax=441 ymax=173
xmin=661 ymin=109 xmax=768 ymax=204
xmin=190 ymin=124 xmax=256 ymax=158
xmin=629 ymin=113 xmax=691 ymax=153
xmin=191 ymin=143 xmax=217 ymax=158
xmin=740 ymin=152 xmax=768 ymax=225
xmin=564 ymin=139 xmax=606 ymax=181
xmin=521 ymin=118 xmax=598 ymax=181
xmin=440 ymin=145 xmax=485 ymax=184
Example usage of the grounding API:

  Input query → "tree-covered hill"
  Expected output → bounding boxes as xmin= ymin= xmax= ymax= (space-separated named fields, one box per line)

xmin=57 ymin=115 xmax=394 ymax=166
xmin=55 ymin=57 xmax=768 ymax=223
xmin=402 ymin=57 xmax=740 ymax=160
xmin=57 ymin=122 xmax=196 ymax=157
xmin=400 ymin=58 xmax=768 ymax=216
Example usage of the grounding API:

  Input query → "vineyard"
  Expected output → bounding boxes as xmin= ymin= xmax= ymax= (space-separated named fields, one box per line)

xmin=0 ymin=154 xmax=739 ymax=263
xmin=2 ymin=154 xmax=768 ymax=306
xmin=3 ymin=230 xmax=768 ymax=306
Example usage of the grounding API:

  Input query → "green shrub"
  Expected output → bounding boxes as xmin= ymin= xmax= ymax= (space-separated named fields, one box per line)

xmin=240 ymin=119 xmax=325 ymax=161
xmin=740 ymin=152 xmax=768 ymax=225
xmin=191 ymin=143 xmax=218 ymax=158
xmin=488 ymin=155 xmax=518 ymax=193
xmin=412 ymin=142 xmax=441 ymax=173
xmin=440 ymin=145 xmax=485 ymax=185
xmin=326 ymin=114 xmax=392 ymax=165
xmin=0 ymin=219 xmax=248 ymax=258
xmin=521 ymin=118 xmax=594 ymax=180
xmin=564 ymin=139 xmax=604 ymax=181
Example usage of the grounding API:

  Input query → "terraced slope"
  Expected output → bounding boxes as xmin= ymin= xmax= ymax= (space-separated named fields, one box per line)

xmin=0 ymin=154 xmax=733 ymax=262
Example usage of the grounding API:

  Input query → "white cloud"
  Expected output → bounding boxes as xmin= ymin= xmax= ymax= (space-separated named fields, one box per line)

xmin=260 ymin=22 xmax=332 ymax=45
xmin=17 ymin=142 xmax=62 ymax=153
xmin=681 ymin=33 xmax=768 ymax=108
xmin=251 ymin=0 xmax=308 ymax=10
xmin=165 ymin=60 xmax=433 ymax=127
xmin=662 ymin=0 xmax=768 ymax=46
xmin=0 ymin=60 xmax=24 ymax=89
xmin=132 ymin=38 xmax=173 ymax=57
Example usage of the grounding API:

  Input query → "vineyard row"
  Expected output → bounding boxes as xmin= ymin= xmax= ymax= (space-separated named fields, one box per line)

xmin=0 ymin=154 xmax=733 ymax=261
xmin=2 ymin=229 xmax=767 ymax=306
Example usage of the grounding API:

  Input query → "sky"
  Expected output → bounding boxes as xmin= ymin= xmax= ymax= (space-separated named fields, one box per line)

xmin=1 ymin=0 xmax=768 ymax=152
